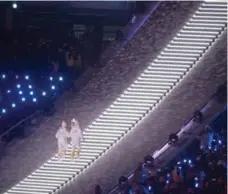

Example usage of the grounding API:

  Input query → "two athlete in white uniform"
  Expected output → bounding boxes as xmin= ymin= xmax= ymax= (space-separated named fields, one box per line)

xmin=55 ymin=119 xmax=83 ymax=159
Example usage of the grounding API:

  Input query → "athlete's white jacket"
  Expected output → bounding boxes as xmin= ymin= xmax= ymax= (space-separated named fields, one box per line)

xmin=56 ymin=127 xmax=69 ymax=147
xmin=70 ymin=124 xmax=82 ymax=147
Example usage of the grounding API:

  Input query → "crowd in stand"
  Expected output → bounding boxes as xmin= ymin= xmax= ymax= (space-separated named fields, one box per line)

xmin=95 ymin=110 xmax=227 ymax=194
xmin=0 ymin=28 xmax=85 ymax=76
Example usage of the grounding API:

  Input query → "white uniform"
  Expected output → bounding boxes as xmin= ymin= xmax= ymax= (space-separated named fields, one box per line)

xmin=70 ymin=119 xmax=83 ymax=157
xmin=56 ymin=127 xmax=69 ymax=153
xmin=70 ymin=123 xmax=82 ymax=148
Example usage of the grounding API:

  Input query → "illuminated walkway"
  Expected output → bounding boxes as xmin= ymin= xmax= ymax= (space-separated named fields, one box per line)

xmin=4 ymin=1 xmax=227 ymax=194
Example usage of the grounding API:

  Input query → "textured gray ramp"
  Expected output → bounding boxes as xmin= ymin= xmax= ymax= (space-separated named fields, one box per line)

xmin=2 ymin=1 xmax=227 ymax=194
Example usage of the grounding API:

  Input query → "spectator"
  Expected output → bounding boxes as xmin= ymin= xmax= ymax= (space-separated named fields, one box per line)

xmin=110 ymin=110 xmax=227 ymax=194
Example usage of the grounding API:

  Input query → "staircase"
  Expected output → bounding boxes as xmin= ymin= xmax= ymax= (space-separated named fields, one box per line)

xmin=4 ymin=1 xmax=227 ymax=194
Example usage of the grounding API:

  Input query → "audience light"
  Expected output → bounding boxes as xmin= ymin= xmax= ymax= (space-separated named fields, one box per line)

xmin=50 ymin=77 xmax=53 ymax=81
xmin=51 ymin=85 xmax=55 ymax=90
xmin=16 ymin=75 xmax=19 ymax=79
xmin=28 ymin=85 xmax=32 ymax=89
xmin=193 ymin=110 xmax=203 ymax=123
xmin=168 ymin=133 xmax=178 ymax=145
xmin=30 ymin=91 xmax=34 ymax=95
xmin=144 ymin=155 xmax=154 ymax=166
xmin=7 ymin=90 xmax=11 ymax=94
xmin=33 ymin=98 xmax=37 ymax=102
xmin=17 ymin=84 xmax=21 ymax=89
xmin=42 ymin=91 xmax=46 ymax=96
xmin=25 ymin=75 xmax=29 ymax=80
xmin=21 ymin=97 xmax=26 ymax=102
xmin=19 ymin=91 xmax=23 ymax=95
xmin=59 ymin=76 xmax=63 ymax=81
xmin=12 ymin=103 xmax=16 ymax=108
xmin=2 ymin=109 xmax=6 ymax=114
xmin=12 ymin=2 xmax=17 ymax=9
xmin=2 ymin=74 xmax=6 ymax=79
xmin=119 ymin=176 xmax=128 ymax=184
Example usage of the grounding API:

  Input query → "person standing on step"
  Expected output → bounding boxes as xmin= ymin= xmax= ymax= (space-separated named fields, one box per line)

xmin=56 ymin=121 xmax=69 ymax=159
xmin=70 ymin=118 xmax=83 ymax=158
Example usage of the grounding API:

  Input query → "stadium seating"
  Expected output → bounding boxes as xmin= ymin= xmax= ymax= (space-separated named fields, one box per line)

xmin=110 ymin=110 xmax=227 ymax=194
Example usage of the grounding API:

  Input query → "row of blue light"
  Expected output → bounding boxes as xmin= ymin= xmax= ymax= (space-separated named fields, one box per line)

xmin=2 ymin=74 xmax=63 ymax=81
xmin=1 ymin=74 xmax=30 ymax=80
xmin=1 ymin=74 xmax=63 ymax=82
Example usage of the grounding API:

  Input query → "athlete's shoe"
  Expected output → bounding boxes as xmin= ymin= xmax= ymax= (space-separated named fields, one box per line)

xmin=71 ymin=151 xmax=77 ymax=158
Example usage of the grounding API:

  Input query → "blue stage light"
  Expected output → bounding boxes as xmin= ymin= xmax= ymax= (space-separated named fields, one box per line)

xmin=42 ymin=91 xmax=46 ymax=96
xmin=22 ymin=97 xmax=26 ymax=102
xmin=50 ymin=77 xmax=53 ymax=81
xmin=51 ymin=85 xmax=55 ymax=90
xmin=12 ymin=103 xmax=16 ymax=108
xmin=2 ymin=74 xmax=6 ymax=79
xmin=7 ymin=90 xmax=11 ymax=94
xmin=28 ymin=85 xmax=32 ymax=89
xmin=25 ymin=75 xmax=29 ymax=80
xmin=17 ymin=84 xmax=21 ymax=89
xmin=33 ymin=98 xmax=37 ymax=102
xmin=59 ymin=76 xmax=63 ymax=81
xmin=30 ymin=91 xmax=34 ymax=95
xmin=2 ymin=109 xmax=6 ymax=114
xmin=19 ymin=91 xmax=23 ymax=95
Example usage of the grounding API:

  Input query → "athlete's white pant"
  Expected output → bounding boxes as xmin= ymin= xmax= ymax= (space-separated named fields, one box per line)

xmin=58 ymin=141 xmax=67 ymax=157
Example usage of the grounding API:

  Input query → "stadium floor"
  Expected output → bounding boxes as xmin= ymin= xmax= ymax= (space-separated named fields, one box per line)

xmin=0 ymin=3 xmax=226 ymax=194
